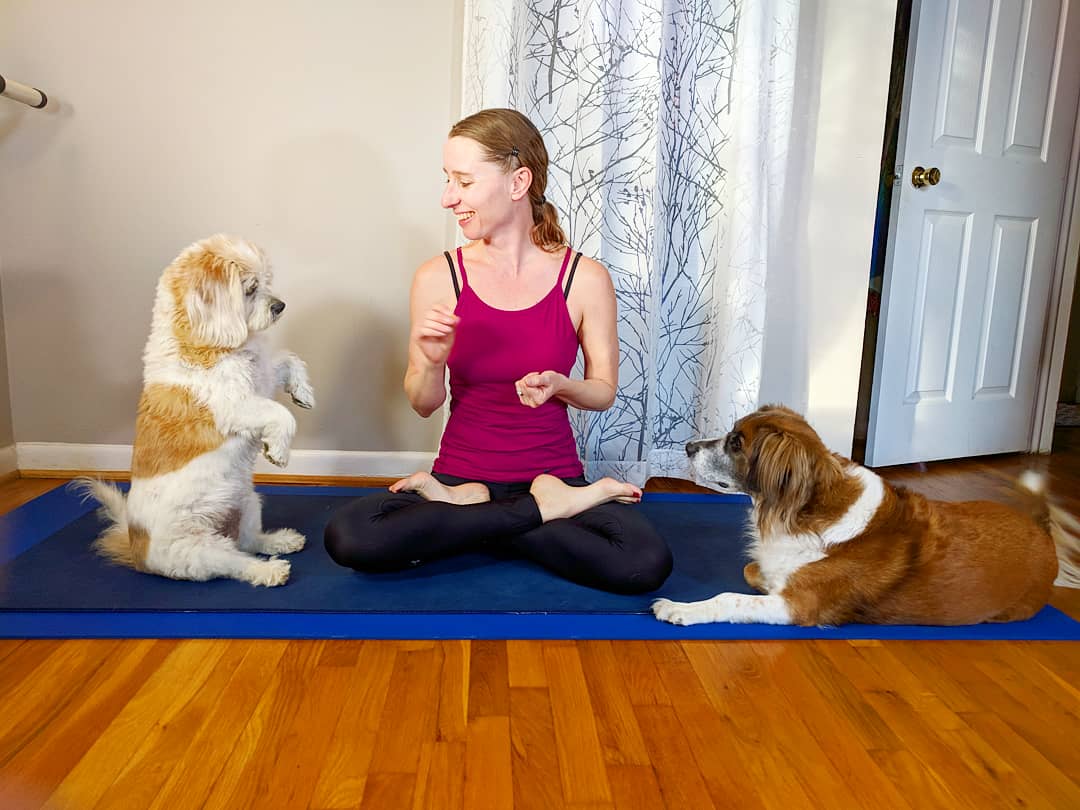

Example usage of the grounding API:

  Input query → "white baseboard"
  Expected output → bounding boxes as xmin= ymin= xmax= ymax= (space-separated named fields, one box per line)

xmin=14 ymin=442 xmax=435 ymax=478
xmin=0 ymin=444 xmax=16 ymax=477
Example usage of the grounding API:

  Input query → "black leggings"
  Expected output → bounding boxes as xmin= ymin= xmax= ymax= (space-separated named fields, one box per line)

xmin=323 ymin=474 xmax=673 ymax=594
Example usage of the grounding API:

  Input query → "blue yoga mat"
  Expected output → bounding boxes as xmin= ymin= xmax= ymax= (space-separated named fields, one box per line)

xmin=2 ymin=484 xmax=1078 ymax=640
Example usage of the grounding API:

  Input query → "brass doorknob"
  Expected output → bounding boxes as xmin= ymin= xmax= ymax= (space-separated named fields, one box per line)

xmin=912 ymin=166 xmax=941 ymax=188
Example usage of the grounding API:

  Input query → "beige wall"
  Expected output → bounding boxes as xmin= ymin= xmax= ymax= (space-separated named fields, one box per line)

xmin=0 ymin=276 xmax=13 ymax=448
xmin=0 ymin=0 xmax=895 ymax=469
xmin=0 ymin=0 xmax=460 ymax=458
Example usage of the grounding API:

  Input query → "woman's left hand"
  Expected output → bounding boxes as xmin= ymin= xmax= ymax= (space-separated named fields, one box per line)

xmin=515 ymin=371 xmax=564 ymax=408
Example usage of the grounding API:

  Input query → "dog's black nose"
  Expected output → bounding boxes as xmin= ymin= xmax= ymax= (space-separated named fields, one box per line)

xmin=686 ymin=441 xmax=700 ymax=458
xmin=270 ymin=299 xmax=285 ymax=317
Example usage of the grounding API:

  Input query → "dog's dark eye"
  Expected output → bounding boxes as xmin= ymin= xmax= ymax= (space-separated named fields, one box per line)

xmin=726 ymin=433 xmax=743 ymax=453
xmin=244 ymin=283 xmax=258 ymax=296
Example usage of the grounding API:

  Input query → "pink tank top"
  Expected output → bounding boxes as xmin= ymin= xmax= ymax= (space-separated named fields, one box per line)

xmin=433 ymin=246 xmax=585 ymax=482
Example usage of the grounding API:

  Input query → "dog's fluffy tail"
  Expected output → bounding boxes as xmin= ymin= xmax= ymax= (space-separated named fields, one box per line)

xmin=1018 ymin=471 xmax=1080 ymax=588
xmin=67 ymin=477 xmax=141 ymax=570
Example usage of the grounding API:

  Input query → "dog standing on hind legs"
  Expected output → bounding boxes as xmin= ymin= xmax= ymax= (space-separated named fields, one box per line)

xmin=74 ymin=234 xmax=315 ymax=587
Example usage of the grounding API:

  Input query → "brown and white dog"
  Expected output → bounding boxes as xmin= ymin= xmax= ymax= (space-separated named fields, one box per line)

xmin=653 ymin=405 xmax=1080 ymax=626
xmin=74 ymin=234 xmax=314 ymax=587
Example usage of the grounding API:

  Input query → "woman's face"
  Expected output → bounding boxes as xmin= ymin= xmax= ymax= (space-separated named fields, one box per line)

xmin=441 ymin=136 xmax=518 ymax=240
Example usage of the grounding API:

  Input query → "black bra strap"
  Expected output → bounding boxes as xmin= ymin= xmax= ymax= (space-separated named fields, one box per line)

xmin=444 ymin=250 xmax=461 ymax=299
xmin=564 ymin=252 xmax=583 ymax=298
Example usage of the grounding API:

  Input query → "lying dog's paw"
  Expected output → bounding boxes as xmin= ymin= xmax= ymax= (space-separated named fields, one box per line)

xmin=290 ymin=382 xmax=315 ymax=410
xmin=246 ymin=557 xmax=291 ymax=587
xmin=261 ymin=528 xmax=306 ymax=555
xmin=652 ymin=598 xmax=710 ymax=626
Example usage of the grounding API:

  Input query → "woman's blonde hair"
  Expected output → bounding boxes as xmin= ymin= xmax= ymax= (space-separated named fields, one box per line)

xmin=449 ymin=108 xmax=567 ymax=251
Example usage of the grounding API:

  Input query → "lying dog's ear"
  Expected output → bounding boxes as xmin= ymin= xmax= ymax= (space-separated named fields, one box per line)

xmin=185 ymin=254 xmax=248 ymax=349
xmin=746 ymin=429 xmax=816 ymax=529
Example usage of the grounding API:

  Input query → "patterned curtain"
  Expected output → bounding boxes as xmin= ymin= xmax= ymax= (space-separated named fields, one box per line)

xmin=462 ymin=0 xmax=799 ymax=484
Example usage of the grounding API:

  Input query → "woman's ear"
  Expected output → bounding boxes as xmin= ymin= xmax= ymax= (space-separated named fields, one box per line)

xmin=510 ymin=166 xmax=533 ymax=201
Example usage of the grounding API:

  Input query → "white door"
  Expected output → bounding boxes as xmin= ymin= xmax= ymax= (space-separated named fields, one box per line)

xmin=867 ymin=0 xmax=1080 ymax=467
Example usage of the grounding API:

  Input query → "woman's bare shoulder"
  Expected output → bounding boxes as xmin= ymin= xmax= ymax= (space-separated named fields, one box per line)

xmin=570 ymin=254 xmax=615 ymax=291
xmin=412 ymin=252 xmax=457 ymax=295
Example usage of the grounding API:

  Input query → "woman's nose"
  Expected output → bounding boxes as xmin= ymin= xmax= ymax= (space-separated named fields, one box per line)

xmin=441 ymin=184 xmax=457 ymax=209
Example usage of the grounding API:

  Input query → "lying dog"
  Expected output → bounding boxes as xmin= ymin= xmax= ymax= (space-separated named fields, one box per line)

xmin=74 ymin=234 xmax=314 ymax=587
xmin=653 ymin=405 xmax=1080 ymax=626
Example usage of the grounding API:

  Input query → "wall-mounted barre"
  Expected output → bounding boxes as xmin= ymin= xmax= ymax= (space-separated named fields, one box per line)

xmin=0 ymin=73 xmax=48 ymax=109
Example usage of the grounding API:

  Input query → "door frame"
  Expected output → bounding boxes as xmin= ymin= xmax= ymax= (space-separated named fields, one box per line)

xmin=1033 ymin=92 xmax=1080 ymax=452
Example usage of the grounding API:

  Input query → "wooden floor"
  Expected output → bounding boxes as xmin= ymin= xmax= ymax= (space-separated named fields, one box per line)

xmin=3 ymin=439 xmax=1080 ymax=809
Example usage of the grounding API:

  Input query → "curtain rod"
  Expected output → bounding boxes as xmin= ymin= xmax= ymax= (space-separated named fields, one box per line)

xmin=0 ymin=73 xmax=48 ymax=109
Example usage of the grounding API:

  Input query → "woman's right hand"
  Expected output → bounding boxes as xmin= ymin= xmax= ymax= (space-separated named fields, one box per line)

xmin=413 ymin=303 xmax=460 ymax=366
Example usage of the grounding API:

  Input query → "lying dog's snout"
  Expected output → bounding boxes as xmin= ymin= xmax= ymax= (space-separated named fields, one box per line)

xmin=270 ymin=299 xmax=285 ymax=318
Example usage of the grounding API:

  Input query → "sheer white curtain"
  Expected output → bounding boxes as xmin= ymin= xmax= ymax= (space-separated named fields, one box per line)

xmin=462 ymin=0 xmax=799 ymax=485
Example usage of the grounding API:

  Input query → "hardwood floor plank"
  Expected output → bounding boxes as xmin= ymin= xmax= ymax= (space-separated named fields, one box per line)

xmin=93 ymin=642 xmax=249 ymax=810
xmin=359 ymin=772 xmax=416 ymax=810
xmin=309 ymin=641 xmax=398 ymax=810
xmin=859 ymin=687 xmax=998 ymax=810
xmin=544 ymin=643 xmax=612 ymax=805
xmin=743 ymin=640 xmax=914 ymax=809
xmin=438 ymin=639 xmax=471 ymax=742
xmin=650 ymin=641 xmax=784 ymax=809
xmin=509 ymin=687 xmax=565 ymax=810
xmin=0 ymin=639 xmax=122 ymax=764
xmin=201 ymin=641 xmax=325 ymax=809
xmin=258 ymin=655 xmax=354 ymax=809
xmin=412 ymin=740 xmax=464 ymax=810
xmin=507 ymin=640 xmax=547 ymax=688
xmin=369 ymin=645 xmax=443 ymax=774
xmin=0 ymin=640 xmax=173 ymax=801
xmin=610 ymin=641 xmax=670 ymax=707
xmin=468 ymin=640 xmax=509 ymax=720
xmin=959 ymin=710 xmax=1080 ymax=809
xmin=146 ymin=640 xmax=290 ymax=810
xmin=464 ymin=716 xmax=513 ymax=810
xmin=46 ymin=639 xmax=229 ymax=810
xmin=633 ymin=706 xmax=715 ymax=810
xmin=577 ymin=640 xmax=651 ymax=766
xmin=606 ymin=764 xmax=665 ymax=810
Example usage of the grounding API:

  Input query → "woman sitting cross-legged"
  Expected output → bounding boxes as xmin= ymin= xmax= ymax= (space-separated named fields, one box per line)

xmin=323 ymin=108 xmax=672 ymax=594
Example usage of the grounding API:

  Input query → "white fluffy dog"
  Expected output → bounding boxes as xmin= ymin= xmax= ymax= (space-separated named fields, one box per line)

xmin=75 ymin=234 xmax=314 ymax=587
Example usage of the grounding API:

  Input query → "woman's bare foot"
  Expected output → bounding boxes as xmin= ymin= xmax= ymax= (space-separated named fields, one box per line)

xmin=529 ymin=474 xmax=641 ymax=522
xmin=389 ymin=472 xmax=490 ymax=505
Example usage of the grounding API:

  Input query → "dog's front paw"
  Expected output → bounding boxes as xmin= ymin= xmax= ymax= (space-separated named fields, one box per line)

xmin=246 ymin=557 xmax=291 ymax=587
xmin=290 ymin=382 xmax=315 ymax=410
xmin=261 ymin=412 xmax=296 ymax=467
xmin=263 ymin=441 xmax=291 ymax=468
xmin=262 ymin=528 xmax=306 ymax=555
xmin=652 ymin=598 xmax=711 ymax=626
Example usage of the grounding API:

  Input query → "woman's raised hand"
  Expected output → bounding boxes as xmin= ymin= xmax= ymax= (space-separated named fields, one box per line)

xmin=515 ymin=370 xmax=565 ymax=408
xmin=415 ymin=303 xmax=460 ymax=366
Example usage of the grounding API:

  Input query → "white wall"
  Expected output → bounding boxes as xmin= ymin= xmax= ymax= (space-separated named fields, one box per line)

xmin=0 ymin=0 xmax=894 ymax=473
xmin=0 ymin=0 xmax=461 ymax=469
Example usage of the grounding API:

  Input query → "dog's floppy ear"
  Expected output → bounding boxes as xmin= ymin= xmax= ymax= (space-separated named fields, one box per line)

xmin=185 ymin=252 xmax=248 ymax=348
xmin=746 ymin=429 xmax=816 ymax=530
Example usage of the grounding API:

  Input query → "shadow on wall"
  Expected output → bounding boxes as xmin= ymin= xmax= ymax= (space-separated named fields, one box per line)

xmin=257 ymin=132 xmax=444 ymax=454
